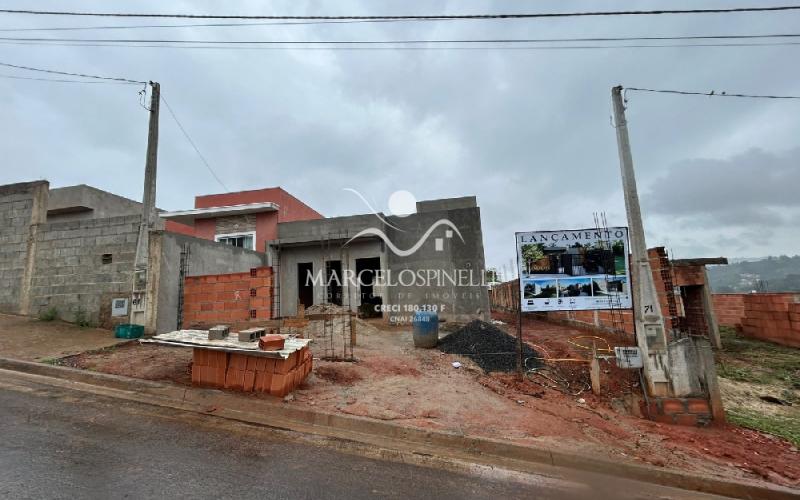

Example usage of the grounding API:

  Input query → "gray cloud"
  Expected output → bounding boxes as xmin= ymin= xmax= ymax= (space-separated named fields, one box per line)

xmin=1 ymin=0 xmax=799 ymax=268
xmin=643 ymin=148 xmax=800 ymax=226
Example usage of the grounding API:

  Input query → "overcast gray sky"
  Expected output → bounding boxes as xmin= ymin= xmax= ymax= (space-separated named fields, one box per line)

xmin=2 ymin=1 xmax=799 ymax=278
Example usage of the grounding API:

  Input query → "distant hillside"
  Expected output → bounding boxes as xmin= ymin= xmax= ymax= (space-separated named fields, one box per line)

xmin=707 ymin=255 xmax=800 ymax=292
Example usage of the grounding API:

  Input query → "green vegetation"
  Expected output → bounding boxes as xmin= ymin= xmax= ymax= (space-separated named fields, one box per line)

xmin=716 ymin=327 xmax=800 ymax=389
xmin=38 ymin=306 xmax=59 ymax=322
xmin=716 ymin=326 xmax=800 ymax=445
xmin=521 ymin=243 xmax=545 ymax=265
xmin=72 ymin=307 xmax=93 ymax=328
xmin=708 ymin=254 xmax=800 ymax=292
xmin=727 ymin=409 xmax=800 ymax=447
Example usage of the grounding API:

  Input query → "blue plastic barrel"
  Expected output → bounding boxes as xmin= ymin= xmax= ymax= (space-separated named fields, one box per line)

xmin=412 ymin=311 xmax=439 ymax=348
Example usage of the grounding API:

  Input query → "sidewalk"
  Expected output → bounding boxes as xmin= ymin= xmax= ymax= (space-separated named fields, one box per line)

xmin=0 ymin=313 xmax=126 ymax=362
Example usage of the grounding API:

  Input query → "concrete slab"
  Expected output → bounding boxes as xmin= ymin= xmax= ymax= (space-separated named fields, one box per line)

xmin=0 ymin=313 xmax=126 ymax=362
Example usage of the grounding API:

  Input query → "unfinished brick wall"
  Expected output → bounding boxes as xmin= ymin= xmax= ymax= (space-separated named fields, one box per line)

xmin=182 ymin=267 xmax=272 ymax=329
xmin=712 ymin=294 xmax=745 ymax=328
xmin=740 ymin=293 xmax=800 ymax=348
xmin=641 ymin=397 xmax=712 ymax=427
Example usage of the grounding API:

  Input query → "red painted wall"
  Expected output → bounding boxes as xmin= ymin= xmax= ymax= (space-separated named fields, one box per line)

xmin=165 ymin=187 xmax=323 ymax=252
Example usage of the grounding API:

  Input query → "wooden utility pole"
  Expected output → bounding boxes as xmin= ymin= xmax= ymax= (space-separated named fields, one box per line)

xmin=131 ymin=81 xmax=161 ymax=328
xmin=611 ymin=86 xmax=671 ymax=397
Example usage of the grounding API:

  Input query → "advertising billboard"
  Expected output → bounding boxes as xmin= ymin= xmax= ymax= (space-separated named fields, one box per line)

xmin=516 ymin=227 xmax=631 ymax=312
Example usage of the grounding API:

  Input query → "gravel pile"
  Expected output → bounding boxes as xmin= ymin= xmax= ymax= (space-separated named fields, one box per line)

xmin=438 ymin=320 xmax=540 ymax=373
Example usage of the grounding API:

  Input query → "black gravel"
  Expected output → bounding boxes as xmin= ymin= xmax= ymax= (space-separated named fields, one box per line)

xmin=437 ymin=320 xmax=540 ymax=373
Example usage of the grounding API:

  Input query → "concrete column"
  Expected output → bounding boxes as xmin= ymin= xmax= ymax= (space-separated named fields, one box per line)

xmin=19 ymin=181 xmax=49 ymax=316
xmin=701 ymin=268 xmax=722 ymax=349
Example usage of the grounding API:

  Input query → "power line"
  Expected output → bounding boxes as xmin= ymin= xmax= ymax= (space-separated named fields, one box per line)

xmin=1 ymin=6 xmax=800 ymax=20
xmin=0 ymin=19 xmax=415 ymax=32
xmin=0 ymin=60 xmax=144 ymax=83
xmin=159 ymin=94 xmax=229 ymax=192
xmin=625 ymin=87 xmax=800 ymax=99
xmin=0 ymin=72 xmax=134 ymax=84
xmin=2 ymin=33 xmax=800 ymax=45
xmin=2 ymin=40 xmax=798 ymax=51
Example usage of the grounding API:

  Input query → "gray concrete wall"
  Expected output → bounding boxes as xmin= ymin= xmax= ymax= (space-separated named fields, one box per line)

xmin=276 ymin=239 xmax=384 ymax=317
xmin=273 ymin=198 xmax=490 ymax=323
xmin=416 ymin=196 xmax=477 ymax=213
xmin=384 ymin=205 xmax=490 ymax=323
xmin=0 ymin=181 xmax=48 ymax=313
xmin=153 ymin=232 xmax=267 ymax=333
xmin=47 ymin=184 xmax=143 ymax=222
xmin=28 ymin=214 xmax=140 ymax=326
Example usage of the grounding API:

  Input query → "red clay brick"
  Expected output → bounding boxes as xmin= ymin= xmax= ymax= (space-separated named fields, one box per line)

xmin=243 ymin=371 xmax=256 ymax=392
xmin=270 ymin=373 xmax=288 ymax=397
xmin=661 ymin=398 xmax=685 ymax=415
xmin=686 ymin=398 xmax=711 ymax=415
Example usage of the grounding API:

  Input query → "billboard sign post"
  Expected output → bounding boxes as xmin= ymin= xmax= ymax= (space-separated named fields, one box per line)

xmin=516 ymin=227 xmax=631 ymax=312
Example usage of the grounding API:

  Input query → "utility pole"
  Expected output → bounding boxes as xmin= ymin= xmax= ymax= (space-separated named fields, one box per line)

xmin=611 ymin=86 xmax=671 ymax=397
xmin=131 ymin=81 xmax=160 ymax=328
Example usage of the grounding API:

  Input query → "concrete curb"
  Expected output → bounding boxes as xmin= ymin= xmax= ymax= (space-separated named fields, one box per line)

xmin=0 ymin=357 xmax=796 ymax=500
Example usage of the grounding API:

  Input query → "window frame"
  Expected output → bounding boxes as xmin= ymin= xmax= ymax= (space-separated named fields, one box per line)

xmin=214 ymin=231 xmax=256 ymax=250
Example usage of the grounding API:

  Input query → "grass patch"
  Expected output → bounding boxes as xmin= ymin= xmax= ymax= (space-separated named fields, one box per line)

xmin=716 ymin=327 xmax=800 ymax=389
xmin=727 ymin=408 xmax=800 ymax=447
xmin=38 ymin=307 xmax=59 ymax=322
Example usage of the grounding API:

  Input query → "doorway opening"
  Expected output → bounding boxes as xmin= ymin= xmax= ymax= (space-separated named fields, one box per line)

xmin=325 ymin=260 xmax=343 ymax=306
xmin=297 ymin=262 xmax=314 ymax=309
xmin=355 ymin=257 xmax=382 ymax=317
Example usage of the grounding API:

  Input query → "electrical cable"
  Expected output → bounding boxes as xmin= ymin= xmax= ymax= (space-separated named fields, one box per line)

xmin=159 ymin=94 xmax=229 ymax=192
xmin=0 ymin=72 xmax=135 ymax=84
xmin=2 ymin=33 xmax=800 ymax=45
xmin=625 ymin=86 xmax=800 ymax=99
xmin=1 ymin=6 xmax=799 ymax=20
xmin=2 ymin=40 xmax=799 ymax=51
xmin=0 ymin=19 xmax=421 ymax=32
xmin=0 ymin=60 xmax=144 ymax=83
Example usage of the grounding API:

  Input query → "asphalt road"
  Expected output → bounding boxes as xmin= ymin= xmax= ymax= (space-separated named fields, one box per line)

xmin=0 ymin=382 xmax=573 ymax=500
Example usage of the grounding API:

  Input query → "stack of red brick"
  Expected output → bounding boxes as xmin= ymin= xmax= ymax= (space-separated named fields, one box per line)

xmin=742 ymin=293 xmax=800 ymax=348
xmin=191 ymin=347 xmax=312 ymax=397
xmin=182 ymin=267 xmax=272 ymax=329
xmin=641 ymin=397 xmax=712 ymax=427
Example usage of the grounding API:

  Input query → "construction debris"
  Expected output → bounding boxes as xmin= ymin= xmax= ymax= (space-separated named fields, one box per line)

xmin=438 ymin=320 xmax=540 ymax=373
xmin=208 ymin=325 xmax=230 ymax=340
xmin=259 ymin=334 xmax=285 ymax=351
xmin=238 ymin=327 xmax=265 ymax=342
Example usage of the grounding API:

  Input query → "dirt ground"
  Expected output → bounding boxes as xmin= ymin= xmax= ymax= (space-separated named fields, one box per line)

xmin=0 ymin=313 xmax=126 ymax=361
xmin=714 ymin=326 xmax=800 ymax=448
xmin=31 ymin=311 xmax=800 ymax=490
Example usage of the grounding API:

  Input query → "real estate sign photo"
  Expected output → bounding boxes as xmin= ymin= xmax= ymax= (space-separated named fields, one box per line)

xmin=516 ymin=227 xmax=631 ymax=312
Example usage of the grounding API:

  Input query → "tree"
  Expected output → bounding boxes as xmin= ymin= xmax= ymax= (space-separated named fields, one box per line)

xmin=521 ymin=243 xmax=546 ymax=274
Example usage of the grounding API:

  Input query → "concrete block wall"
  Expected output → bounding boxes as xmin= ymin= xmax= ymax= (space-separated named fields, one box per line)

xmin=28 ymin=214 xmax=140 ymax=325
xmin=182 ymin=267 xmax=272 ymax=329
xmin=0 ymin=182 xmax=40 ymax=313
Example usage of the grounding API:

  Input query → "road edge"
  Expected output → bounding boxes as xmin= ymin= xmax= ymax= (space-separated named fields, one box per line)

xmin=0 ymin=357 xmax=796 ymax=500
